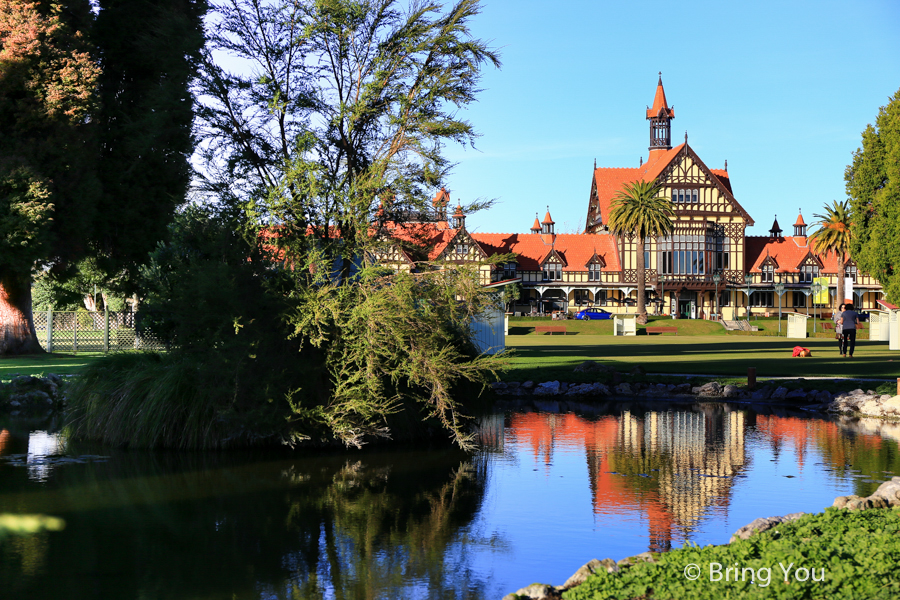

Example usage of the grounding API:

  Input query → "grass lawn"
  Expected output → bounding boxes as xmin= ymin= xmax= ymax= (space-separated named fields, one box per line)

xmin=0 ymin=353 xmax=107 ymax=380
xmin=503 ymin=333 xmax=900 ymax=382
xmin=510 ymin=315 xmax=868 ymax=339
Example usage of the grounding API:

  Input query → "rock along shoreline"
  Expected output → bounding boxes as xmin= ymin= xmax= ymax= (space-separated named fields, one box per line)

xmin=490 ymin=360 xmax=900 ymax=420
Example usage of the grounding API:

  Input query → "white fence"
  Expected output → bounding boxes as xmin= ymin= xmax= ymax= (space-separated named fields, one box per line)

xmin=33 ymin=310 xmax=165 ymax=353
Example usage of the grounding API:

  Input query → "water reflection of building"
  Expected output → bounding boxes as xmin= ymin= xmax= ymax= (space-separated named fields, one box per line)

xmin=502 ymin=408 xmax=747 ymax=552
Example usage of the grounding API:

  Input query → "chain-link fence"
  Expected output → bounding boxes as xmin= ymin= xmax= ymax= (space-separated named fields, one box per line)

xmin=33 ymin=311 xmax=166 ymax=353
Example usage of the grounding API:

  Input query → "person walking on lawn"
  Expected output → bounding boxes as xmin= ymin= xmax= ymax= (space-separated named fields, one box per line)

xmin=839 ymin=304 xmax=859 ymax=358
xmin=833 ymin=303 xmax=845 ymax=355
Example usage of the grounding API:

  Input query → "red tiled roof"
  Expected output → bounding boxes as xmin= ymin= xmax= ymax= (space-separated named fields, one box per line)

xmin=646 ymin=76 xmax=674 ymax=119
xmin=746 ymin=236 xmax=848 ymax=273
xmin=591 ymin=144 xmax=684 ymax=229
xmin=710 ymin=169 xmax=732 ymax=193
xmin=472 ymin=232 xmax=622 ymax=272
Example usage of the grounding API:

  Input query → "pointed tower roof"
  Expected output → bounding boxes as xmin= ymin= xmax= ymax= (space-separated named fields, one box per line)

xmin=452 ymin=203 xmax=464 ymax=219
xmin=542 ymin=208 xmax=555 ymax=224
xmin=769 ymin=216 xmax=782 ymax=237
xmin=531 ymin=213 xmax=541 ymax=232
xmin=794 ymin=212 xmax=806 ymax=226
xmin=646 ymin=74 xmax=675 ymax=119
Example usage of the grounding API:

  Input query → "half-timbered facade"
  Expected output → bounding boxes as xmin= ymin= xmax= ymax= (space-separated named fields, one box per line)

xmin=375 ymin=77 xmax=883 ymax=318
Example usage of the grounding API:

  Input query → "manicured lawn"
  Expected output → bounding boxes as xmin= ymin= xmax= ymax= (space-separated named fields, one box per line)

xmin=511 ymin=315 xmax=868 ymax=339
xmin=0 ymin=353 xmax=106 ymax=380
xmin=503 ymin=334 xmax=900 ymax=381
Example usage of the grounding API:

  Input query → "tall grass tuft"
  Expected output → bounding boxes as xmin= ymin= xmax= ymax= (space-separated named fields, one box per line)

xmin=66 ymin=353 xmax=230 ymax=449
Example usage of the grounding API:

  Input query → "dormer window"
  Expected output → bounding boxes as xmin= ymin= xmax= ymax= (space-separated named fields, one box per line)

xmin=761 ymin=265 xmax=774 ymax=283
xmin=845 ymin=265 xmax=857 ymax=282
xmin=503 ymin=261 xmax=517 ymax=279
xmin=800 ymin=265 xmax=818 ymax=283
xmin=543 ymin=262 xmax=562 ymax=281
xmin=455 ymin=243 xmax=468 ymax=256
xmin=588 ymin=263 xmax=602 ymax=281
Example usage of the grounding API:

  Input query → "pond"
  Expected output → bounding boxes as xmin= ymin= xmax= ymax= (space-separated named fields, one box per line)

xmin=2 ymin=399 xmax=899 ymax=599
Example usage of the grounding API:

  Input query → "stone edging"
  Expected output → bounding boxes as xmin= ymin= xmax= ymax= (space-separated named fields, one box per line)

xmin=490 ymin=361 xmax=900 ymax=420
xmin=502 ymin=477 xmax=900 ymax=600
xmin=0 ymin=374 xmax=68 ymax=416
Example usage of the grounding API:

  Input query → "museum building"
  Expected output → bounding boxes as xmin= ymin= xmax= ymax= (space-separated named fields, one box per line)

xmin=379 ymin=77 xmax=883 ymax=319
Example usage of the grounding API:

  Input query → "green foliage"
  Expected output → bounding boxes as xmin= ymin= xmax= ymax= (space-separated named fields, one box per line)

xmin=810 ymin=200 xmax=853 ymax=308
xmin=607 ymin=179 xmax=674 ymax=321
xmin=0 ymin=0 xmax=101 ymax=270
xmin=91 ymin=0 xmax=207 ymax=282
xmin=845 ymin=87 xmax=900 ymax=303
xmin=288 ymin=263 xmax=505 ymax=448
xmin=197 ymin=0 xmax=501 ymax=278
xmin=32 ymin=258 xmax=129 ymax=311
xmin=564 ymin=508 xmax=900 ymax=600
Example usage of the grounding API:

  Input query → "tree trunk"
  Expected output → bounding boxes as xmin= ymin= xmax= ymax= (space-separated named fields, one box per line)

xmin=0 ymin=272 xmax=44 ymax=355
xmin=636 ymin=236 xmax=648 ymax=325
xmin=836 ymin=256 xmax=845 ymax=310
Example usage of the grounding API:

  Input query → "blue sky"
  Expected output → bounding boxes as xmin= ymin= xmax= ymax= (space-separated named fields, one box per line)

xmin=443 ymin=0 xmax=900 ymax=236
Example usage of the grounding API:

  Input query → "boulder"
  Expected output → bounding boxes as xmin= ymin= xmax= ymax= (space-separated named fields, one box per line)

xmin=615 ymin=382 xmax=633 ymax=395
xmin=503 ymin=583 xmax=560 ymax=600
xmin=573 ymin=360 xmax=612 ymax=374
xmin=522 ymin=381 xmax=534 ymax=390
xmin=833 ymin=495 xmax=863 ymax=509
xmin=533 ymin=381 xmax=561 ymax=397
xmin=673 ymin=383 xmax=692 ymax=394
xmin=722 ymin=384 xmax=740 ymax=398
xmin=813 ymin=390 xmax=833 ymax=404
xmin=770 ymin=387 xmax=789 ymax=400
xmin=751 ymin=387 xmax=773 ymax=401
xmin=785 ymin=388 xmax=807 ymax=401
xmin=560 ymin=558 xmax=618 ymax=590
xmin=859 ymin=400 xmax=883 ymax=417
xmin=11 ymin=375 xmax=41 ymax=388
xmin=882 ymin=396 xmax=900 ymax=416
xmin=871 ymin=477 xmax=900 ymax=506
xmin=695 ymin=382 xmax=722 ymax=397
xmin=566 ymin=383 xmax=610 ymax=397
xmin=729 ymin=512 xmax=805 ymax=543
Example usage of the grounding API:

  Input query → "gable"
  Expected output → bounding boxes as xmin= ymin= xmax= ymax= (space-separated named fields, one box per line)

xmin=437 ymin=228 xmax=488 ymax=261
xmin=655 ymin=145 xmax=754 ymax=225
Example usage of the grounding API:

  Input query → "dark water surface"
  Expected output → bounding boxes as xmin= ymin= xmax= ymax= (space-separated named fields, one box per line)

xmin=2 ymin=400 xmax=899 ymax=599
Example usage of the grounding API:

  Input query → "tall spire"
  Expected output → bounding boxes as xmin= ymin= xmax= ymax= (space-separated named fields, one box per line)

xmin=646 ymin=73 xmax=674 ymax=161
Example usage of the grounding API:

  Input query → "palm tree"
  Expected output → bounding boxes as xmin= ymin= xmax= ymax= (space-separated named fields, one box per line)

xmin=810 ymin=200 xmax=853 ymax=310
xmin=608 ymin=180 xmax=675 ymax=325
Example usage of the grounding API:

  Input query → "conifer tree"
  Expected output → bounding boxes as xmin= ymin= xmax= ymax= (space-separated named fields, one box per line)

xmin=0 ymin=0 xmax=100 ymax=354
xmin=845 ymin=88 xmax=900 ymax=302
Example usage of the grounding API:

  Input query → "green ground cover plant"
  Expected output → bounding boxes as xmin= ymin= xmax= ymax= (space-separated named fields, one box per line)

xmin=564 ymin=508 xmax=900 ymax=600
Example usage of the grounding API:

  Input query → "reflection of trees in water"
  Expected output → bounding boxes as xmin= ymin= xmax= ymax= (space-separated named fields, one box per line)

xmin=275 ymin=458 xmax=495 ymax=599
xmin=0 ymin=446 xmax=495 ymax=600
xmin=756 ymin=415 xmax=900 ymax=497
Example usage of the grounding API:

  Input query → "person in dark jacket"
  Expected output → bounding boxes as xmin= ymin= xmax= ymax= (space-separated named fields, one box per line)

xmin=838 ymin=304 xmax=859 ymax=358
xmin=833 ymin=303 xmax=845 ymax=355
